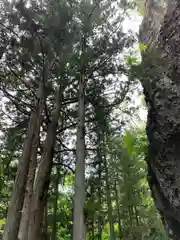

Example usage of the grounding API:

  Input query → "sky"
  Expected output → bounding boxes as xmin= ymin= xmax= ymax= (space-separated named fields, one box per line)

xmin=123 ymin=11 xmax=147 ymax=122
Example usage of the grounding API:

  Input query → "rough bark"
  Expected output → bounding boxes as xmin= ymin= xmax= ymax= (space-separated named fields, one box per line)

xmin=3 ymin=83 xmax=43 ymax=240
xmin=73 ymin=41 xmax=86 ymax=240
xmin=18 ymin=100 xmax=42 ymax=240
xmin=104 ymin=153 xmax=116 ymax=240
xmin=97 ymin=194 xmax=102 ymax=240
xmin=51 ymin=167 xmax=60 ymax=240
xmin=27 ymin=87 xmax=62 ymax=240
xmin=114 ymin=182 xmax=122 ymax=239
xmin=139 ymin=0 xmax=180 ymax=239
xmin=97 ymin=158 xmax=102 ymax=240
xmin=42 ymin=203 xmax=49 ymax=240
xmin=73 ymin=76 xmax=86 ymax=240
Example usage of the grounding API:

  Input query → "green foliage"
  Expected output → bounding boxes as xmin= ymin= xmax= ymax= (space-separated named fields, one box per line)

xmin=125 ymin=55 xmax=139 ymax=66
xmin=139 ymin=43 xmax=148 ymax=52
xmin=131 ymin=0 xmax=145 ymax=15
xmin=102 ymin=125 xmax=167 ymax=239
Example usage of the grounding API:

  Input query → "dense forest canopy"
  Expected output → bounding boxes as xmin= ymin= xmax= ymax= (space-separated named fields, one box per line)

xmin=0 ymin=0 xmax=177 ymax=239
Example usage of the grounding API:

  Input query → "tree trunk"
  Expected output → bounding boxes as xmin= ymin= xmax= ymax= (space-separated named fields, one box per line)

xmin=114 ymin=182 xmax=121 ymax=239
xmin=51 ymin=167 xmax=60 ymax=240
xmin=18 ymin=100 xmax=43 ymax=240
xmin=73 ymin=74 xmax=86 ymax=240
xmin=3 ymin=83 xmax=44 ymax=240
xmin=104 ymin=153 xmax=116 ymax=240
xmin=97 ymin=164 xmax=102 ymax=240
xmin=27 ymin=87 xmax=62 ymax=240
xmin=42 ymin=203 xmax=48 ymax=240
xmin=134 ymin=206 xmax=139 ymax=227
xmin=139 ymin=0 xmax=180 ymax=239
xmin=97 ymin=132 xmax=102 ymax=240
xmin=73 ymin=38 xmax=86 ymax=240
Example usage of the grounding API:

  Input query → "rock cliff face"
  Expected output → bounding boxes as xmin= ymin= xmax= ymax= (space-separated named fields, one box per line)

xmin=139 ymin=1 xmax=180 ymax=239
